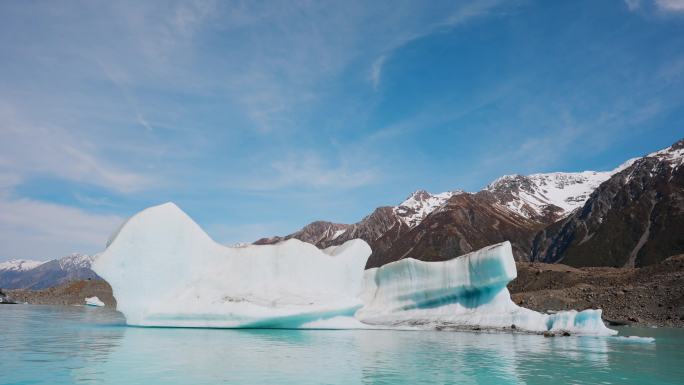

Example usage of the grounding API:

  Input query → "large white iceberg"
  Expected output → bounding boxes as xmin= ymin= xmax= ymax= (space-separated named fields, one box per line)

xmin=93 ymin=203 xmax=371 ymax=328
xmin=94 ymin=202 xmax=615 ymax=335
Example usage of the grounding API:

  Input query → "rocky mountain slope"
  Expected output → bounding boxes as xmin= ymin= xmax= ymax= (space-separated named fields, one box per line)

xmin=5 ymin=279 xmax=116 ymax=307
xmin=254 ymin=192 xmax=457 ymax=261
xmin=258 ymin=139 xmax=683 ymax=269
xmin=484 ymin=166 xmax=633 ymax=223
xmin=509 ymin=254 xmax=684 ymax=327
xmin=531 ymin=139 xmax=684 ymax=267
xmin=258 ymin=156 xmax=634 ymax=268
xmin=0 ymin=254 xmax=99 ymax=289
xmin=255 ymin=190 xmax=461 ymax=249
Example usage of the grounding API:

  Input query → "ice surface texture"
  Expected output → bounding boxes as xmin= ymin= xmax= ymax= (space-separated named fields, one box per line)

xmin=94 ymin=203 xmax=371 ymax=328
xmin=94 ymin=203 xmax=615 ymax=335
xmin=85 ymin=296 xmax=105 ymax=307
xmin=358 ymin=242 xmax=615 ymax=335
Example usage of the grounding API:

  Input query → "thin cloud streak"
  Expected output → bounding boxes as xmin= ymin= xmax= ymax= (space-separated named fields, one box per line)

xmin=241 ymin=152 xmax=379 ymax=191
xmin=656 ymin=0 xmax=684 ymax=11
xmin=0 ymin=103 xmax=153 ymax=194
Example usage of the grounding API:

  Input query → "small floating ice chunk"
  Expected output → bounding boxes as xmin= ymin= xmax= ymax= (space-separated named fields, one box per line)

xmin=85 ymin=296 xmax=105 ymax=307
xmin=614 ymin=336 xmax=655 ymax=343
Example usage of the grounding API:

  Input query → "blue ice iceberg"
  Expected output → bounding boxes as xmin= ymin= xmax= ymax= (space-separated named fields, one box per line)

xmin=357 ymin=241 xmax=615 ymax=335
xmin=94 ymin=203 xmax=616 ymax=335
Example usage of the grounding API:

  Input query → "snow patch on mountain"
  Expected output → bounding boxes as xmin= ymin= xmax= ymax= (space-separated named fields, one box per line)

xmin=0 ymin=254 xmax=99 ymax=289
xmin=0 ymin=259 xmax=45 ymax=272
xmin=647 ymin=141 xmax=684 ymax=169
xmin=484 ymin=159 xmax=638 ymax=220
xmin=488 ymin=171 xmax=613 ymax=216
xmin=57 ymin=254 xmax=96 ymax=270
xmin=394 ymin=189 xmax=463 ymax=228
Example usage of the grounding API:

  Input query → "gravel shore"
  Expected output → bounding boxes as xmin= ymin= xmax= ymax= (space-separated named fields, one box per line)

xmin=509 ymin=255 xmax=684 ymax=327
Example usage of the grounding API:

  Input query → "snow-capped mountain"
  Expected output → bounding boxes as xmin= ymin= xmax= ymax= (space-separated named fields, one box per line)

xmin=0 ymin=259 xmax=44 ymax=272
xmin=486 ymin=172 xmax=612 ymax=221
xmin=258 ymin=170 xmax=618 ymax=262
xmin=259 ymin=138 xmax=684 ymax=269
xmin=482 ymin=156 xmax=641 ymax=222
xmin=0 ymin=253 xmax=99 ymax=289
xmin=57 ymin=254 xmax=96 ymax=270
xmin=256 ymin=190 xmax=463 ymax=250
xmin=394 ymin=190 xmax=463 ymax=228
xmin=533 ymin=138 xmax=684 ymax=267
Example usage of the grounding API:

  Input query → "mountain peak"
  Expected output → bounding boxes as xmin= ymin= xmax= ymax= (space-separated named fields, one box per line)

xmin=394 ymin=189 xmax=462 ymax=228
xmin=407 ymin=189 xmax=431 ymax=201
xmin=646 ymin=138 xmax=684 ymax=169
xmin=485 ymin=170 xmax=618 ymax=220
xmin=57 ymin=254 xmax=95 ymax=270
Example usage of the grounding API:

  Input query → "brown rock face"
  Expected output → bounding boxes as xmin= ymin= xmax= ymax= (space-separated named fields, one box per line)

xmin=532 ymin=139 xmax=684 ymax=267
xmin=254 ymin=206 xmax=405 ymax=252
xmin=365 ymin=192 xmax=545 ymax=268
xmin=6 ymin=279 xmax=117 ymax=307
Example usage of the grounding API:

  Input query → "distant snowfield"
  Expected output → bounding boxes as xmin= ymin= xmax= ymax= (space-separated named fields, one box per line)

xmin=0 ymin=253 xmax=99 ymax=289
xmin=384 ymin=161 xmax=634 ymax=232
xmin=94 ymin=202 xmax=616 ymax=335
xmin=0 ymin=259 xmax=44 ymax=271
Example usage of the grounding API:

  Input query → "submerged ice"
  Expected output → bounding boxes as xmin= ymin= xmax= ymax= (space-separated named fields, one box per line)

xmin=93 ymin=202 xmax=616 ymax=335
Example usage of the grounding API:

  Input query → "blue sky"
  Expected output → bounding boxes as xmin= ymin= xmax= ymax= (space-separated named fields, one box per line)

xmin=1 ymin=0 xmax=683 ymax=260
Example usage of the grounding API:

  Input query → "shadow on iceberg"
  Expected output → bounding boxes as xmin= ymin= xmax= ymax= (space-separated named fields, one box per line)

xmin=94 ymin=202 xmax=616 ymax=335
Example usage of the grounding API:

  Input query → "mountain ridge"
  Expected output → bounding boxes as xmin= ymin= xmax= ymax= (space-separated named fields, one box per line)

xmin=531 ymin=139 xmax=684 ymax=267
xmin=258 ymin=138 xmax=684 ymax=268
xmin=0 ymin=253 xmax=100 ymax=289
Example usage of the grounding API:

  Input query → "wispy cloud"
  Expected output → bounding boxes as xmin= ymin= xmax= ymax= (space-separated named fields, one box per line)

xmin=0 ymin=103 xmax=153 ymax=194
xmin=656 ymin=0 xmax=684 ymax=11
xmin=626 ymin=0 xmax=684 ymax=12
xmin=1 ymin=0 xmax=681 ymax=259
xmin=243 ymin=152 xmax=378 ymax=191
xmin=368 ymin=0 xmax=506 ymax=90
xmin=370 ymin=55 xmax=387 ymax=90
xmin=625 ymin=0 xmax=643 ymax=11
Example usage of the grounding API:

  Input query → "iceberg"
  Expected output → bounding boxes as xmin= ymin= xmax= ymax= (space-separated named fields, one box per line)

xmin=93 ymin=203 xmax=371 ymax=328
xmin=85 ymin=296 xmax=105 ymax=307
xmin=357 ymin=242 xmax=616 ymax=335
xmin=94 ymin=202 xmax=616 ymax=335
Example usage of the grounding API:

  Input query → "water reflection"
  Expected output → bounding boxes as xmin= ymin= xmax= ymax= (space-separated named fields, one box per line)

xmin=2 ymin=306 xmax=681 ymax=385
xmin=77 ymin=324 xmax=615 ymax=385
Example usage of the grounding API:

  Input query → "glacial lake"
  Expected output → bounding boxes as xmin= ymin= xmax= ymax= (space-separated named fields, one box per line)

xmin=1 ymin=305 xmax=683 ymax=385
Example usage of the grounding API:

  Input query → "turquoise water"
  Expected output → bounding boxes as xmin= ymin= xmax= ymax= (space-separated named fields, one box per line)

xmin=1 ymin=305 xmax=683 ymax=384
